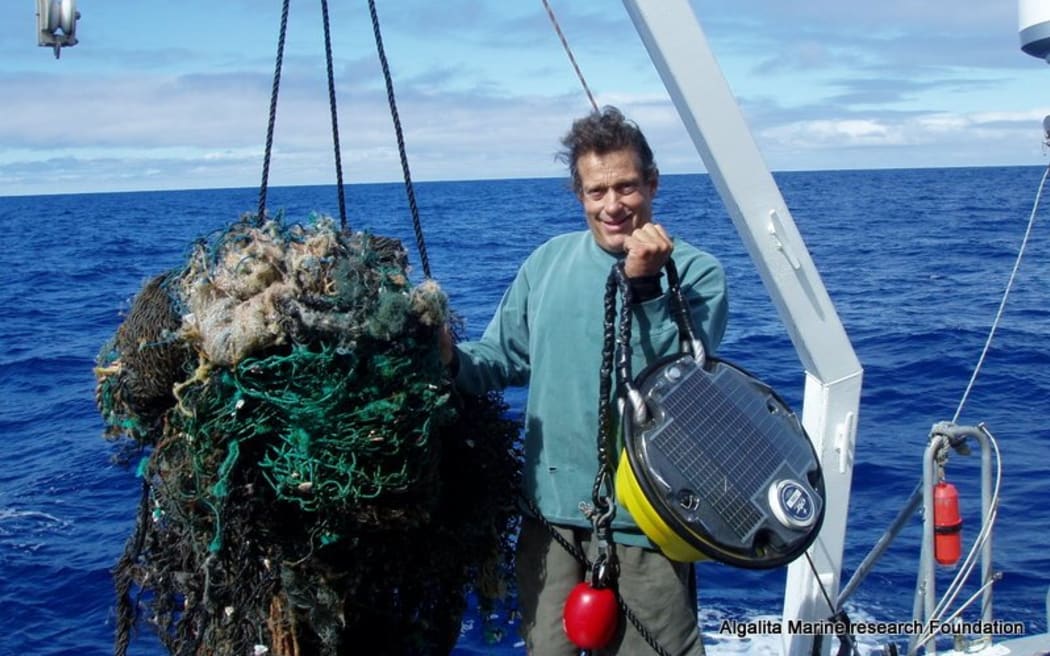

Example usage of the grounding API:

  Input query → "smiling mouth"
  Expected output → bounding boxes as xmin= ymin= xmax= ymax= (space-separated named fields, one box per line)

xmin=601 ymin=216 xmax=631 ymax=231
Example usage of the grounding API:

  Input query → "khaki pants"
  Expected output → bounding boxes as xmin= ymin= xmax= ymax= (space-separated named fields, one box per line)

xmin=516 ymin=516 xmax=705 ymax=656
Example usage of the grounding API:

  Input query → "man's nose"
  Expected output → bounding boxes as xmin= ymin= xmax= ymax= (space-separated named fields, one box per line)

xmin=603 ymin=190 xmax=625 ymax=214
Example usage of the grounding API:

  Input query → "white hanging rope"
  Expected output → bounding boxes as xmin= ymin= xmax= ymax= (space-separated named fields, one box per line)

xmin=541 ymin=0 xmax=600 ymax=112
xmin=952 ymin=162 xmax=1050 ymax=423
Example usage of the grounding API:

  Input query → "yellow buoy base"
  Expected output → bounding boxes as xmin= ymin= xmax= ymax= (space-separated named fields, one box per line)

xmin=615 ymin=450 xmax=707 ymax=563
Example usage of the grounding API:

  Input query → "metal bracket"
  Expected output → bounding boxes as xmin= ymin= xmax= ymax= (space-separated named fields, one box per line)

xmin=36 ymin=0 xmax=80 ymax=59
xmin=835 ymin=411 xmax=857 ymax=474
xmin=768 ymin=209 xmax=802 ymax=270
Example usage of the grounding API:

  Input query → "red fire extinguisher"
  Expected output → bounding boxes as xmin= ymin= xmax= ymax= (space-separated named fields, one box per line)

xmin=933 ymin=481 xmax=962 ymax=566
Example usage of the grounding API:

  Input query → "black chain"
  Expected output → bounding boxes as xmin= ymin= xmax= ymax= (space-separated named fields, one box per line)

xmin=319 ymin=0 xmax=348 ymax=232
xmin=366 ymin=0 xmax=431 ymax=279
xmin=591 ymin=267 xmax=622 ymax=523
xmin=611 ymin=263 xmax=636 ymax=395
xmin=524 ymin=261 xmax=675 ymax=656
xmin=258 ymin=0 xmax=291 ymax=223
xmin=601 ymin=261 xmax=680 ymax=656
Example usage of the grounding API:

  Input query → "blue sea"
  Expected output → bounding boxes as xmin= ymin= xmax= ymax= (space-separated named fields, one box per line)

xmin=1 ymin=166 xmax=1048 ymax=655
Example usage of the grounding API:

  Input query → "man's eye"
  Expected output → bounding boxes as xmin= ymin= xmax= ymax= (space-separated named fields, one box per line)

xmin=587 ymin=189 xmax=605 ymax=200
xmin=616 ymin=184 xmax=638 ymax=195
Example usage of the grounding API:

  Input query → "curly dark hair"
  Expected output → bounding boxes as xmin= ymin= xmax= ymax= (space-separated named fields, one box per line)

xmin=558 ymin=106 xmax=658 ymax=195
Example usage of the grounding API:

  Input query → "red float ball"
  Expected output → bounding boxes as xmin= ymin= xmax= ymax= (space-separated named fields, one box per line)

xmin=562 ymin=581 xmax=619 ymax=650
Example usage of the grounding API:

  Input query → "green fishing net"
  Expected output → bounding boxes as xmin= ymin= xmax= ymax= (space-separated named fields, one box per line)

xmin=95 ymin=214 xmax=522 ymax=655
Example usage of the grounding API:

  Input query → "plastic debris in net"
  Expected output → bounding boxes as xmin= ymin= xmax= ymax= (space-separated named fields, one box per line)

xmin=95 ymin=213 xmax=522 ymax=656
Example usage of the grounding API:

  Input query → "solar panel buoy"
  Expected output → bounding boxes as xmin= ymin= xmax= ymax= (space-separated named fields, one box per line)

xmin=616 ymin=354 xmax=826 ymax=568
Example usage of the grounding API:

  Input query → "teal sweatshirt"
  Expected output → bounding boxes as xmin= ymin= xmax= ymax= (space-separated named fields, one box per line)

xmin=454 ymin=230 xmax=728 ymax=548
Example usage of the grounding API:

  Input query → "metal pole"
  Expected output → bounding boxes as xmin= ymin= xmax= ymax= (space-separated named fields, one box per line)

xmin=974 ymin=425 xmax=994 ymax=629
xmin=618 ymin=4 xmax=864 ymax=652
xmin=836 ymin=482 xmax=922 ymax=608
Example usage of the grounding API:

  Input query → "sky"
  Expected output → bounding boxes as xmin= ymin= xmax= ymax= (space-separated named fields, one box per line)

xmin=1 ymin=0 xmax=1049 ymax=196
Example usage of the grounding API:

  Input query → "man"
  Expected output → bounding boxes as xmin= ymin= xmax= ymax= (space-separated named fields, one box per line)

xmin=441 ymin=106 xmax=728 ymax=655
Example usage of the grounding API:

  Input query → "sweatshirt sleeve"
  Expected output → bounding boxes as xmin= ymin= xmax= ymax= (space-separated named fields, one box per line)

xmin=453 ymin=264 xmax=532 ymax=394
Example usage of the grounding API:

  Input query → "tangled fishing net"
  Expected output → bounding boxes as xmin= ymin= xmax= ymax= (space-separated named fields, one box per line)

xmin=95 ymin=213 xmax=522 ymax=655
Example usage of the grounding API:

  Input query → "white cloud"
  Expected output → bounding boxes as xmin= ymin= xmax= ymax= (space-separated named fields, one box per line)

xmin=970 ymin=109 xmax=1050 ymax=124
xmin=914 ymin=114 xmax=972 ymax=134
xmin=763 ymin=119 xmax=901 ymax=148
xmin=1 ymin=0 xmax=1047 ymax=195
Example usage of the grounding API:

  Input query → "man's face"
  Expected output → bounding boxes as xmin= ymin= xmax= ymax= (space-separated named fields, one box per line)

xmin=577 ymin=148 xmax=658 ymax=254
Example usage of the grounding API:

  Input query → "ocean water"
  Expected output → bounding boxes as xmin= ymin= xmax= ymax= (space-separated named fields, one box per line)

xmin=1 ymin=166 xmax=1048 ymax=655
